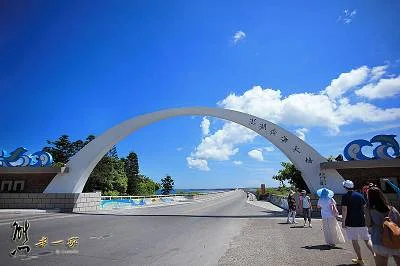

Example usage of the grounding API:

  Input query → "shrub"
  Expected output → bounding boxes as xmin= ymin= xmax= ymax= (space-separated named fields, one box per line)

xmin=103 ymin=190 xmax=120 ymax=196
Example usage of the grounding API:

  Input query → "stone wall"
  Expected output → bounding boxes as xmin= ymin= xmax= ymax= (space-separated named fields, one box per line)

xmin=0 ymin=192 xmax=100 ymax=213
xmin=268 ymin=194 xmax=323 ymax=217
xmin=268 ymin=194 xmax=289 ymax=210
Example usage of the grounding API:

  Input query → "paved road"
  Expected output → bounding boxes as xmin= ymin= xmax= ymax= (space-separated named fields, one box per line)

xmin=0 ymin=191 xmax=395 ymax=265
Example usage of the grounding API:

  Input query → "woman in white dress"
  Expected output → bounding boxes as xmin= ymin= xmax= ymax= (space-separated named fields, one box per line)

xmin=317 ymin=188 xmax=345 ymax=247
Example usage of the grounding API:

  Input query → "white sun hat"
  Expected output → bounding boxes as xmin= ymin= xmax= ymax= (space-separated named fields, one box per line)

xmin=342 ymin=180 xmax=354 ymax=189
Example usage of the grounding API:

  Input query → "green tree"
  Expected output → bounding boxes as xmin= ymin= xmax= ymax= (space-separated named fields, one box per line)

xmin=83 ymin=156 xmax=127 ymax=195
xmin=43 ymin=135 xmax=95 ymax=164
xmin=84 ymin=157 xmax=114 ymax=193
xmin=272 ymin=172 xmax=287 ymax=188
xmin=136 ymin=175 xmax=160 ymax=195
xmin=272 ymin=162 xmax=309 ymax=192
xmin=109 ymin=158 xmax=128 ymax=194
xmin=103 ymin=190 xmax=120 ymax=196
xmin=107 ymin=145 xmax=118 ymax=159
xmin=43 ymin=135 xmax=74 ymax=164
xmin=121 ymin=152 xmax=140 ymax=195
xmin=86 ymin=135 xmax=96 ymax=143
xmin=43 ymin=135 xmax=160 ymax=196
xmin=44 ymin=134 xmax=128 ymax=195
xmin=161 ymin=175 xmax=174 ymax=195
xmin=154 ymin=181 xmax=161 ymax=191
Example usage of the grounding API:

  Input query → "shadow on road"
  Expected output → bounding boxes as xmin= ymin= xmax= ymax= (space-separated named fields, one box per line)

xmin=260 ymin=210 xmax=286 ymax=216
xmin=289 ymin=225 xmax=309 ymax=229
xmin=302 ymin=244 xmax=343 ymax=251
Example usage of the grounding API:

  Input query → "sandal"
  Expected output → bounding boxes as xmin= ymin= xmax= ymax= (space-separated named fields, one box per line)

xmin=351 ymin=258 xmax=364 ymax=265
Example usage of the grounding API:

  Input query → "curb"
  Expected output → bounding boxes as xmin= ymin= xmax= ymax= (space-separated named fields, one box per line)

xmin=0 ymin=208 xmax=61 ymax=213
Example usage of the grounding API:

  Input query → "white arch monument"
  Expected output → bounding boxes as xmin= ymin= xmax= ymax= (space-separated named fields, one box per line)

xmin=44 ymin=107 xmax=346 ymax=194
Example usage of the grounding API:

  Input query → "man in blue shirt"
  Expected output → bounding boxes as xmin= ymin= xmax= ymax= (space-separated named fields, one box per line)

xmin=341 ymin=180 xmax=374 ymax=265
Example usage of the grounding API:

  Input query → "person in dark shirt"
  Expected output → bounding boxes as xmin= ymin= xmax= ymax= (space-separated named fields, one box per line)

xmin=341 ymin=180 xmax=374 ymax=265
xmin=286 ymin=190 xmax=297 ymax=224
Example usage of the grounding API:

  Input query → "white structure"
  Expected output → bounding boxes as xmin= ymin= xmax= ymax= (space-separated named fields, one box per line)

xmin=44 ymin=107 xmax=346 ymax=194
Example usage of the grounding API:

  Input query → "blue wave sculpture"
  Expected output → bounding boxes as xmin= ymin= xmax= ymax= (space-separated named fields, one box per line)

xmin=344 ymin=139 xmax=372 ymax=160
xmin=343 ymin=135 xmax=399 ymax=161
xmin=0 ymin=147 xmax=53 ymax=167
xmin=371 ymin=135 xmax=400 ymax=159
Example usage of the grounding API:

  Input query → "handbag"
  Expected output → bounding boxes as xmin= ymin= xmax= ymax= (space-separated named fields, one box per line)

xmin=330 ymin=199 xmax=339 ymax=217
xmin=381 ymin=207 xmax=400 ymax=249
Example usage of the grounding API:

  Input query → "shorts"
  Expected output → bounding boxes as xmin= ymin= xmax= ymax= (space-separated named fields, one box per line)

xmin=344 ymin=227 xmax=371 ymax=241
xmin=303 ymin=208 xmax=311 ymax=221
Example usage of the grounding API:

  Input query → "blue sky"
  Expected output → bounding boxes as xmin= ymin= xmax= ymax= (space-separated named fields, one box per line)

xmin=1 ymin=1 xmax=400 ymax=188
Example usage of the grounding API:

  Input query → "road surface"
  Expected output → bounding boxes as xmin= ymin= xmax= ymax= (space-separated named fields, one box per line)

xmin=0 ymin=191 xmax=392 ymax=265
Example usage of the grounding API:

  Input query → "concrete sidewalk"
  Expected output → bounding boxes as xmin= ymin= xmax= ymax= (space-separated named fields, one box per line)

xmin=249 ymin=198 xmax=345 ymax=222
xmin=246 ymin=199 xmax=285 ymax=212
xmin=219 ymin=198 xmax=387 ymax=266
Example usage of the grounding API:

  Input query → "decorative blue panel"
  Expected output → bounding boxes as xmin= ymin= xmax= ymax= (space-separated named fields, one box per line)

xmin=0 ymin=147 xmax=53 ymax=167
xmin=343 ymin=135 xmax=399 ymax=160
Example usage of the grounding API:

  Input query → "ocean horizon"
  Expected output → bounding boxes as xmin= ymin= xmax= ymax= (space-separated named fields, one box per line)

xmin=155 ymin=188 xmax=257 ymax=195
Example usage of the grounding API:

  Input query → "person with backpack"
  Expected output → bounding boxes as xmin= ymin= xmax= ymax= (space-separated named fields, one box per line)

xmin=366 ymin=186 xmax=400 ymax=265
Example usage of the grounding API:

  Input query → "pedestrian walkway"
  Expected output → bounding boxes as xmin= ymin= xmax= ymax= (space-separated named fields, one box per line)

xmin=226 ymin=198 xmax=395 ymax=266
xmin=246 ymin=198 xmax=284 ymax=212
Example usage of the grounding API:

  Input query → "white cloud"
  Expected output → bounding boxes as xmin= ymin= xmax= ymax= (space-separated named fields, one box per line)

xmin=188 ymin=63 xmax=400 ymax=165
xmin=220 ymin=86 xmax=344 ymax=134
xmin=295 ymin=128 xmax=309 ymax=141
xmin=323 ymin=66 xmax=369 ymax=99
xmin=248 ymin=149 xmax=264 ymax=161
xmin=371 ymin=65 xmax=388 ymax=81
xmin=338 ymin=9 xmax=357 ymax=24
xmin=225 ymin=84 xmax=398 ymax=134
xmin=218 ymin=84 xmax=400 ymax=135
xmin=264 ymin=146 xmax=275 ymax=152
xmin=233 ymin=30 xmax=246 ymax=44
xmin=233 ymin=160 xmax=243 ymax=165
xmin=335 ymin=99 xmax=400 ymax=123
xmin=186 ymin=157 xmax=210 ymax=171
xmin=355 ymin=76 xmax=400 ymax=99
xmin=191 ymin=122 xmax=256 ymax=161
xmin=176 ymin=147 xmax=184 ymax=151
xmin=340 ymin=123 xmax=400 ymax=137
xmin=200 ymin=117 xmax=210 ymax=136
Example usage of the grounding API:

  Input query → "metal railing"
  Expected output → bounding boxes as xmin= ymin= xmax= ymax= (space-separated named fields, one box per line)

xmin=100 ymin=191 xmax=226 ymax=201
